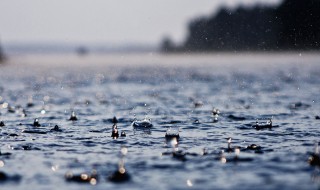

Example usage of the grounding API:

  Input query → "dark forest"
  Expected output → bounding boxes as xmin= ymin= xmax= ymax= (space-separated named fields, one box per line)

xmin=162 ymin=0 xmax=320 ymax=52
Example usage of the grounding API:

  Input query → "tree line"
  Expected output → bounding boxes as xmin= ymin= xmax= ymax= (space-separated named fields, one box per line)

xmin=162 ymin=0 xmax=320 ymax=52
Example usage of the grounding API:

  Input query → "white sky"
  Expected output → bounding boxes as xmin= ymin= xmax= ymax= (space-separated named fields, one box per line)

xmin=0 ymin=0 xmax=280 ymax=45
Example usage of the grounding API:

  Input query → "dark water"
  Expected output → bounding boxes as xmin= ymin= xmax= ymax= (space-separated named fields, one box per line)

xmin=0 ymin=53 xmax=320 ymax=190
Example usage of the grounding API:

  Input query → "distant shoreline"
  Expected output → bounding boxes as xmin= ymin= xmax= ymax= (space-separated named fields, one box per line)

xmin=2 ymin=44 xmax=320 ymax=57
xmin=160 ymin=49 xmax=320 ymax=55
xmin=4 ymin=51 xmax=320 ymax=69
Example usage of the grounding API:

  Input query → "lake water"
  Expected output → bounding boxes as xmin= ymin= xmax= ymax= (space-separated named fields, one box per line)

xmin=0 ymin=53 xmax=320 ymax=190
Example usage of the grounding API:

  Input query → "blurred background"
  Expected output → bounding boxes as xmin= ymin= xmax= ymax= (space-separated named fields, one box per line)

xmin=0 ymin=0 xmax=319 ymax=57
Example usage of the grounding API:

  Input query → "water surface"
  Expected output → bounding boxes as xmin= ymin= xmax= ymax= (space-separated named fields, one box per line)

xmin=0 ymin=53 xmax=320 ymax=190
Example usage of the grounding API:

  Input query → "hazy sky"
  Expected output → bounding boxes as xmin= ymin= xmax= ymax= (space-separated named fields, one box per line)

xmin=0 ymin=0 xmax=280 ymax=45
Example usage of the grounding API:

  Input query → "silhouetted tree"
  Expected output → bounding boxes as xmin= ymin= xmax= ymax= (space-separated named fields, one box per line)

xmin=184 ymin=7 xmax=279 ymax=51
xmin=163 ymin=0 xmax=320 ymax=52
xmin=161 ymin=36 xmax=177 ymax=52
xmin=0 ymin=38 xmax=5 ymax=63
xmin=276 ymin=0 xmax=320 ymax=49
xmin=76 ymin=46 xmax=89 ymax=56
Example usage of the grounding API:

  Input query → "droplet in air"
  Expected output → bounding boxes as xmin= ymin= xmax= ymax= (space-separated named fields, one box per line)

xmin=187 ymin=179 xmax=193 ymax=187
xmin=121 ymin=147 xmax=128 ymax=156
xmin=43 ymin=95 xmax=50 ymax=102
xmin=0 ymin=160 xmax=4 ymax=167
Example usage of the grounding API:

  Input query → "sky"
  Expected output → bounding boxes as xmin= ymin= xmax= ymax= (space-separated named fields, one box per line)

xmin=0 ymin=0 xmax=281 ymax=46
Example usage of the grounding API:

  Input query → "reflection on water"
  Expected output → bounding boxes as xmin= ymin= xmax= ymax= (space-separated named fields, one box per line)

xmin=0 ymin=53 xmax=320 ymax=189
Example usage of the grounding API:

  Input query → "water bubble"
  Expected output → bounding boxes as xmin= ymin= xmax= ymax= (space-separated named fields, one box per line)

xmin=132 ymin=116 xmax=153 ymax=128
xmin=51 ymin=165 xmax=59 ymax=172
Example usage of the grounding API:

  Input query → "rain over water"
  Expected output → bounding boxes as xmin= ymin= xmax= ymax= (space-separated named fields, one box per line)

xmin=0 ymin=53 xmax=320 ymax=190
